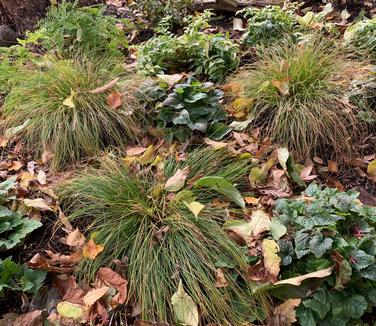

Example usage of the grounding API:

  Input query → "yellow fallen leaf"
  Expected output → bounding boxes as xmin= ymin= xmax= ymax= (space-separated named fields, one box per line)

xmin=184 ymin=201 xmax=205 ymax=218
xmin=262 ymin=239 xmax=281 ymax=281
xmin=244 ymin=196 xmax=260 ymax=205
xmin=138 ymin=145 xmax=155 ymax=165
xmin=83 ymin=239 xmax=104 ymax=260
xmin=367 ymin=159 xmax=376 ymax=177
xmin=171 ymin=280 xmax=199 ymax=326
xmin=63 ymin=89 xmax=76 ymax=108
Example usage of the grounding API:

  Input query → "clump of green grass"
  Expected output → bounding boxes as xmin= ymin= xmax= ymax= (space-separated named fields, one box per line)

xmin=59 ymin=148 xmax=269 ymax=324
xmin=2 ymin=55 xmax=143 ymax=170
xmin=239 ymin=38 xmax=361 ymax=157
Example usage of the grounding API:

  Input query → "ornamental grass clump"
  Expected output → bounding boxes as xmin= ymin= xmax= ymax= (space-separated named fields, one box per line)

xmin=2 ymin=56 xmax=143 ymax=170
xmin=59 ymin=148 xmax=269 ymax=324
xmin=239 ymin=38 xmax=361 ymax=157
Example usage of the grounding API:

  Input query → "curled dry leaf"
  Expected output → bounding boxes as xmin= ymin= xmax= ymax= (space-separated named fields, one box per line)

xmin=250 ymin=210 xmax=271 ymax=237
xmin=273 ymin=298 xmax=301 ymax=325
xmin=90 ymin=78 xmax=119 ymax=94
xmin=83 ymin=239 xmax=104 ymax=260
xmin=204 ymin=138 xmax=228 ymax=149
xmin=66 ymin=228 xmax=86 ymax=249
xmin=244 ymin=196 xmax=260 ymax=205
xmin=275 ymin=267 xmax=333 ymax=286
xmin=164 ymin=167 xmax=189 ymax=192
xmin=96 ymin=267 xmax=128 ymax=308
xmin=23 ymin=198 xmax=53 ymax=211
xmin=107 ymin=92 xmax=123 ymax=109
xmin=215 ymin=268 xmax=228 ymax=288
xmin=27 ymin=251 xmax=82 ymax=273
xmin=125 ymin=146 xmax=147 ymax=156
xmin=83 ymin=286 xmax=110 ymax=306
xmin=13 ymin=310 xmax=44 ymax=326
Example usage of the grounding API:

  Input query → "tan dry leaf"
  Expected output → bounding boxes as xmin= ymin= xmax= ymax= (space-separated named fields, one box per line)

xmin=250 ymin=210 xmax=271 ymax=237
xmin=83 ymin=286 xmax=110 ymax=306
xmin=37 ymin=170 xmax=47 ymax=185
xmin=214 ymin=268 xmax=228 ymax=288
xmin=274 ymin=298 xmax=301 ymax=324
xmin=165 ymin=167 xmax=189 ymax=192
xmin=328 ymin=160 xmax=339 ymax=174
xmin=83 ymin=239 xmax=104 ymax=260
xmin=125 ymin=146 xmax=147 ymax=156
xmin=24 ymin=198 xmax=53 ymax=211
xmin=66 ymin=228 xmax=86 ymax=248
xmin=204 ymin=138 xmax=228 ymax=149
xmin=90 ymin=78 xmax=119 ymax=94
xmin=275 ymin=267 xmax=333 ymax=286
xmin=13 ymin=310 xmax=44 ymax=326
xmin=107 ymin=92 xmax=123 ymax=109
xmin=9 ymin=161 xmax=23 ymax=171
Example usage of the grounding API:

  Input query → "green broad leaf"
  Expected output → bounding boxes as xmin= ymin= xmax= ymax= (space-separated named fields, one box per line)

xmin=331 ymin=293 xmax=367 ymax=320
xmin=0 ymin=213 xmax=42 ymax=251
xmin=350 ymin=249 xmax=375 ymax=271
xmin=309 ymin=233 xmax=333 ymax=258
xmin=295 ymin=230 xmax=311 ymax=259
xmin=303 ymin=289 xmax=331 ymax=319
xmin=20 ymin=269 xmax=47 ymax=294
xmin=278 ymin=239 xmax=294 ymax=266
xmin=207 ymin=122 xmax=231 ymax=141
xmin=359 ymin=264 xmax=376 ymax=281
xmin=296 ymin=305 xmax=317 ymax=326
xmin=270 ymin=219 xmax=287 ymax=240
xmin=194 ymin=176 xmax=245 ymax=208
xmin=171 ymin=280 xmax=199 ymax=326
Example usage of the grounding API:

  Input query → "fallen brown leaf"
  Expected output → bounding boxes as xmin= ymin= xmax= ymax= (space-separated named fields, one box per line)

xmin=214 ymin=268 xmax=228 ymax=288
xmin=96 ymin=267 xmax=128 ymax=308
xmin=107 ymin=92 xmax=123 ymax=109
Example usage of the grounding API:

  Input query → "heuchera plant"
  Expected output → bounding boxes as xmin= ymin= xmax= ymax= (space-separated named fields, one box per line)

xmin=273 ymin=184 xmax=376 ymax=325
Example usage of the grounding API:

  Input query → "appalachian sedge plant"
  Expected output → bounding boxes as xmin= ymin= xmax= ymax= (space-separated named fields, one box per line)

xmin=239 ymin=38 xmax=361 ymax=157
xmin=2 ymin=55 xmax=143 ymax=170
xmin=59 ymin=148 xmax=269 ymax=324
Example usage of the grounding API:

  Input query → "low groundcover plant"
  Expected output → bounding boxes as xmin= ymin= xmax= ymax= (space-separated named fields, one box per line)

xmin=273 ymin=184 xmax=376 ymax=325
xmin=59 ymin=148 xmax=270 ymax=324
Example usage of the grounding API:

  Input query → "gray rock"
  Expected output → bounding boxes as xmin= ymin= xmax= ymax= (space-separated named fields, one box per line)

xmin=0 ymin=25 xmax=18 ymax=47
